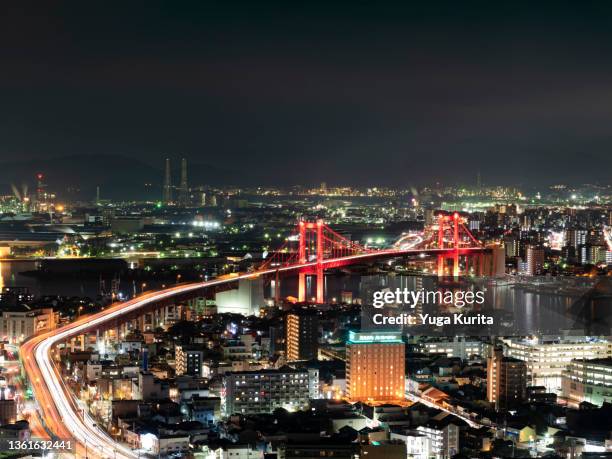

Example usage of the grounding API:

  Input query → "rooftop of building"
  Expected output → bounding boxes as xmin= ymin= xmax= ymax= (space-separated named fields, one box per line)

xmin=347 ymin=330 xmax=403 ymax=344
xmin=224 ymin=365 xmax=308 ymax=377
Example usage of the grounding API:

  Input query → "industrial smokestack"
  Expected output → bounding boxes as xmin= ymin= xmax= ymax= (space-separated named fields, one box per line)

xmin=178 ymin=157 xmax=188 ymax=206
xmin=162 ymin=158 xmax=172 ymax=204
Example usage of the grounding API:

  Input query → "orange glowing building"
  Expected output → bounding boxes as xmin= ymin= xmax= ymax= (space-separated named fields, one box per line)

xmin=346 ymin=331 xmax=405 ymax=402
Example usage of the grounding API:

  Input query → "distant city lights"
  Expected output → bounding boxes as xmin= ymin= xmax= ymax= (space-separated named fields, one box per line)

xmin=192 ymin=220 xmax=220 ymax=229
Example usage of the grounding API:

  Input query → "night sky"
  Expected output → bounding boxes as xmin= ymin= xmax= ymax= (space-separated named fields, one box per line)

xmin=2 ymin=2 xmax=612 ymax=188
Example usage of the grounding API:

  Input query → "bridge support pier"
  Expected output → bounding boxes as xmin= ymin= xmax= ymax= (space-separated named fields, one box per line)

xmin=437 ymin=255 xmax=445 ymax=277
xmin=316 ymin=267 xmax=324 ymax=304
xmin=453 ymin=252 xmax=460 ymax=278
xmin=298 ymin=272 xmax=325 ymax=304
xmin=452 ymin=213 xmax=460 ymax=278
xmin=298 ymin=272 xmax=306 ymax=302
xmin=274 ymin=270 xmax=280 ymax=305
xmin=315 ymin=220 xmax=324 ymax=304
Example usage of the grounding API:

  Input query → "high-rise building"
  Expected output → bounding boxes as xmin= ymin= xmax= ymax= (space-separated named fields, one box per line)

xmin=566 ymin=229 xmax=588 ymax=250
xmin=525 ymin=244 xmax=544 ymax=275
xmin=162 ymin=158 xmax=172 ymax=204
xmin=580 ymin=244 xmax=607 ymax=266
xmin=346 ymin=331 xmax=405 ymax=402
xmin=486 ymin=348 xmax=527 ymax=410
xmin=286 ymin=310 xmax=318 ymax=361
xmin=503 ymin=235 xmax=518 ymax=258
xmin=178 ymin=157 xmax=189 ymax=206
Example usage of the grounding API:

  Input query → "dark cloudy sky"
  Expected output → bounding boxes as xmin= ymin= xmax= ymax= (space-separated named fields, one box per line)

xmin=2 ymin=1 xmax=612 ymax=187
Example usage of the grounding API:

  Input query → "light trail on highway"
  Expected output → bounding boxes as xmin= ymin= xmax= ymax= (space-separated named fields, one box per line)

xmin=393 ymin=233 xmax=424 ymax=250
xmin=20 ymin=244 xmax=486 ymax=458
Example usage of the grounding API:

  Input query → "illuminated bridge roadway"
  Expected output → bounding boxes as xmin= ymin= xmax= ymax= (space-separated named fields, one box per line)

xmin=21 ymin=222 xmax=489 ymax=458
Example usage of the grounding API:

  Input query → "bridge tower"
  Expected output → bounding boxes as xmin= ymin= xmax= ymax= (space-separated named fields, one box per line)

xmin=437 ymin=214 xmax=445 ymax=277
xmin=297 ymin=220 xmax=325 ymax=303
xmin=436 ymin=212 xmax=478 ymax=277
xmin=298 ymin=221 xmax=306 ymax=301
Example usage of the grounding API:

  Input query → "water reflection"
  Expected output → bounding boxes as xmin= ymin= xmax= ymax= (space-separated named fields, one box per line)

xmin=0 ymin=261 xmax=609 ymax=335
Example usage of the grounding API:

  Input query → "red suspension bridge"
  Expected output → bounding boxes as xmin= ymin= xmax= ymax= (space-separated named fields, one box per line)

xmin=257 ymin=213 xmax=499 ymax=304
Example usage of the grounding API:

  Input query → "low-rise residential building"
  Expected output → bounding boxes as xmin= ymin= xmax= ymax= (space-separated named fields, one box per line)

xmin=414 ymin=416 xmax=462 ymax=459
xmin=140 ymin=432 xmax=190 ymax=457
xmin=390 ymin=429 xmax=432 ymax=459
xmin=0 ymin=306 xmax=56 ymax=343
xmin=132 ymin=371 xmax=170 ymax=401
xmin=223 ymin=367 xmax=310 ymax=415
xmin=175 ymin=344 xmax=205 ymax=376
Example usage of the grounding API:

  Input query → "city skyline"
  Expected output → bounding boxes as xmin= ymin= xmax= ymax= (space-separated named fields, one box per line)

xmin=1 ymin=154 xmax=612 ymax=203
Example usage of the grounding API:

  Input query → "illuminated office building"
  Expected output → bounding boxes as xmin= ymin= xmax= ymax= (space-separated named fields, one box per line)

xmin=503 ymin=337 xmax=612 ymax=393
xmin=562 ymin=358 xmax=612 ymax=406
xmin=525 ymin=244 xmax=544 ymax=275
xmin=419 ymin=337 xmax=488 ymax=360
